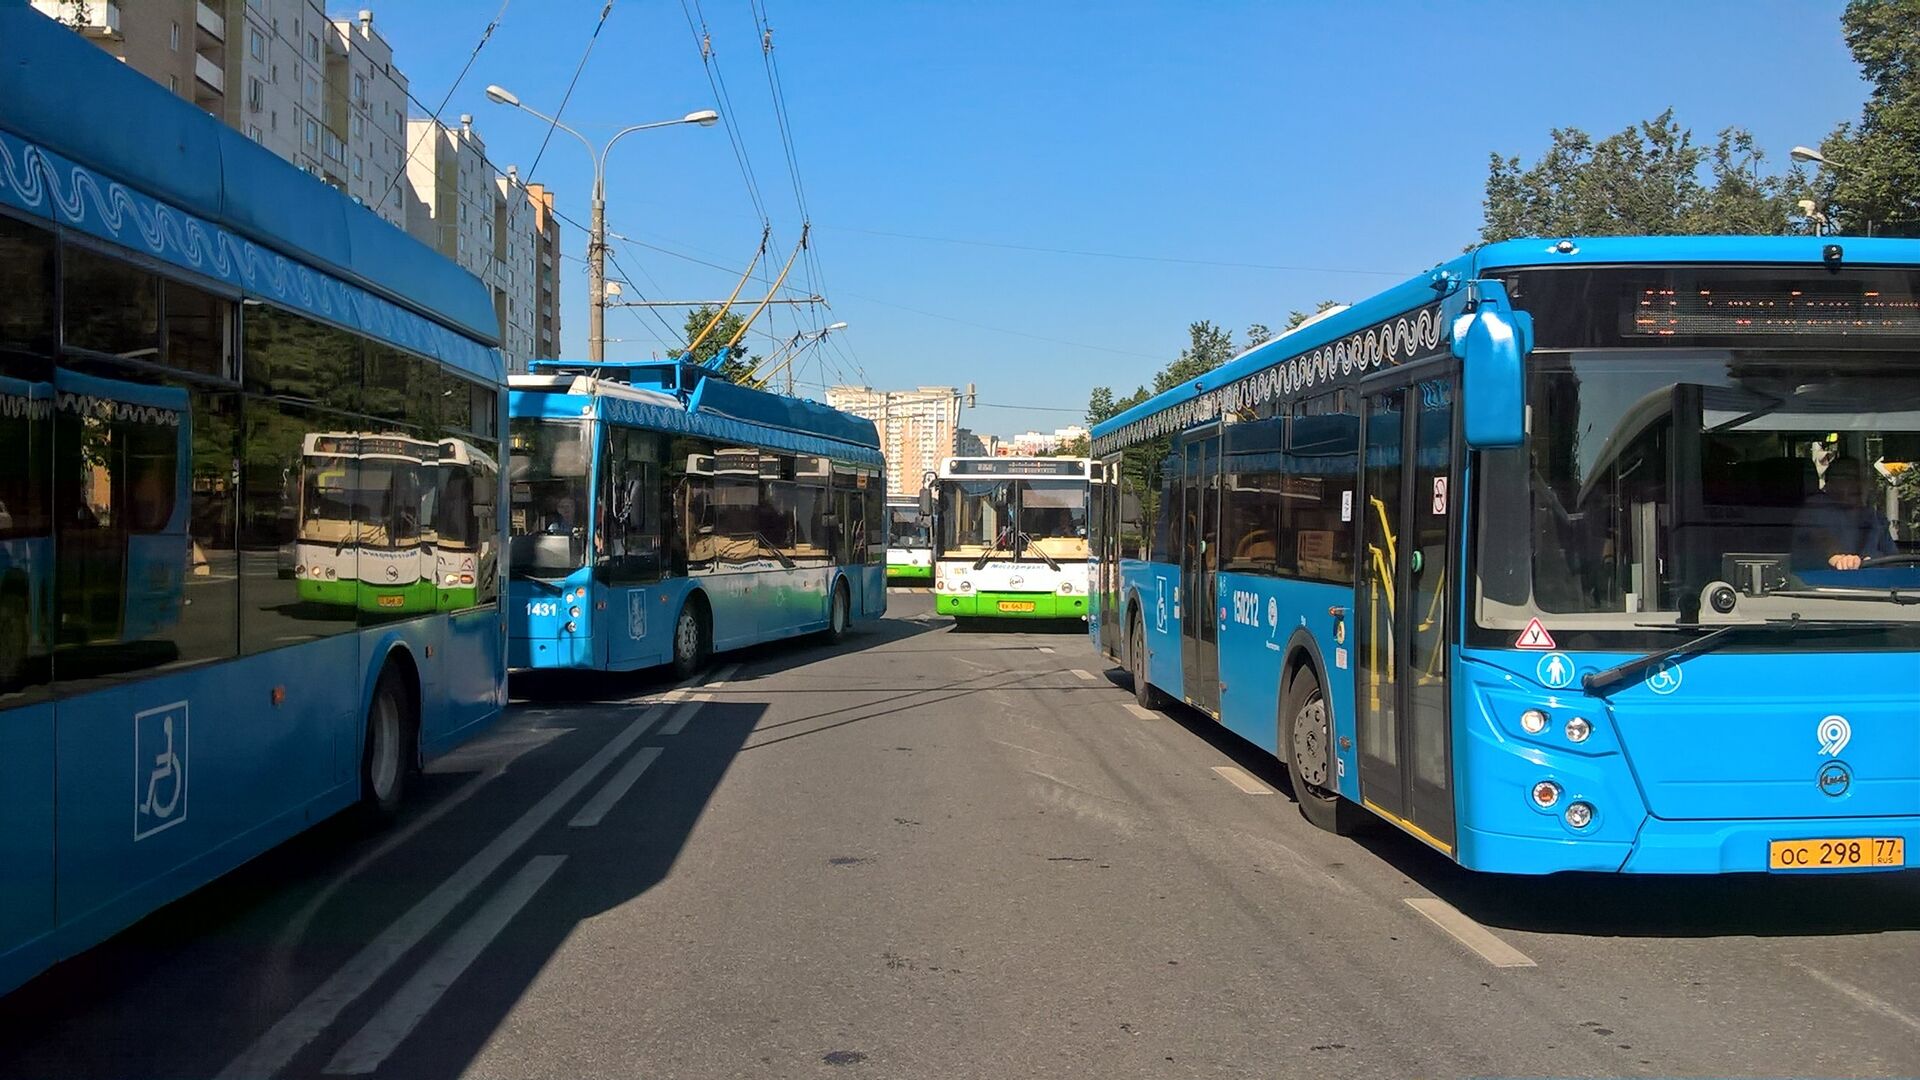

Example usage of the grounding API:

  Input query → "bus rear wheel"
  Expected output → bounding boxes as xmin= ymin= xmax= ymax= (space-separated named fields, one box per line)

xmin=825 ymin=580 xmax=852 ymax=642
xmin=1129 ymin=614 xmax=1168 ymax=711
xmin=360 ymin=667 xmax=414 ymax=823
xmin=1283 ymin=667 xmax=1363 ymax=835
xmin=671 ymin=600 xmax=709 ymax=681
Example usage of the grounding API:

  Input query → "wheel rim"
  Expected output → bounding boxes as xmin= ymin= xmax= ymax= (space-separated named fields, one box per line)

xmin=1292 ymin=693 xmax=1332 ymax=792
xmin=677 ymin=610 xmax=699 ymax=663
xmin=369 ymin=691 xmax=401 ymax=802
xmin=832 ymin=589 xmax=847 ymax=633
xmin=1132 ymin=625 xmax=1145 ymax=685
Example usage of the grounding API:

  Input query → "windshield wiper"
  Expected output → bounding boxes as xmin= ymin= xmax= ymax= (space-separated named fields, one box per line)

xmin=1019 ymin=531 xmax=1060 ymax=571
xmin=973 ymin=530 xmax=1013 ymax=570
xmin=1583 ymin=615 xmax=1911 ymax=696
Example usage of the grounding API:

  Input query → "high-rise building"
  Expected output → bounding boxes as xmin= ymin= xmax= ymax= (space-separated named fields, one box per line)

xmin=525 ymin=183 xmax=564 ymax=362
xmin=825 ymin=386 xmax=963 ymax=496
xmin=1004 ymin=426 xmax=1091 ymax=456
xmin=31 ymin=0 xmax=228 ymax=114
xmin=401 ymin=115 xmax=539 ymax=372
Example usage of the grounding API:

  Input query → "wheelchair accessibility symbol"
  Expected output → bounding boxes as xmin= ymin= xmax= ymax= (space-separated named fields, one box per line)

xmin=134 ymin=701 xmax=189 ymax=840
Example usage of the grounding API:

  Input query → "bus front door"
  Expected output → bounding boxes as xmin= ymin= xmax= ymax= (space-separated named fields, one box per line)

xmin=1355 ymin=376 xmax=1457 ymax=853
xmin=1180 ymin=431 xmax=1220 ymax=715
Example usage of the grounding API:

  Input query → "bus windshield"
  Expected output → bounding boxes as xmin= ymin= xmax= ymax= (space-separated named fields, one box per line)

xmin=939 ymin=478 xmax=1088 ymax=560
xmin=301 ymin=455 xmax=387 ymax=540
xmin=888 ymin=505 xmax=930 ymax=549
xmin=1017 ymin=479 xmax=1089 ymax=559
xmin=1476 ymin=350 xmax=1920 ymax=636
xmin=508 ymin=417 xmax=592 ymax=579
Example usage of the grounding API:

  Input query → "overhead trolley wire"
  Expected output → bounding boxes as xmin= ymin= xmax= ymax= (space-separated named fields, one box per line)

xmin=525 ymin=0 xmax=614 ymax=184
xmin=375 ymin=0 xmax=510 ymax=210
xmin=680 ymin=0 xmax=770 ymax=225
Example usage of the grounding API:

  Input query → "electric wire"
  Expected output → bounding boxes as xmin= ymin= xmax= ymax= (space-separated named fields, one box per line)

xmin=680 ymin=0 xmax=770 ymax=224
xmin=374 ymin=0 xmax=510 ymax=209
xmin=525 ymin=0 xmax=614 ymax=183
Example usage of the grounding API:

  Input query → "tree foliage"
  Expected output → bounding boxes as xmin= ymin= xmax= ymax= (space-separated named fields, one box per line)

xmin=1818 ymin=0 xmax=1920 ymax=236
xmin=683 ymin=306 xmax=760 ymax=384
xmin=1283 ymin=300 xmax=1342 ymax=331
xmin=1481 ymin=110 xmax=1808 ymax=241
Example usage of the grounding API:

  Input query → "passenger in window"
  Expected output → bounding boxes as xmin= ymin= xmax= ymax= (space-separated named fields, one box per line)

xmin=1794 ymin=458 xmax=1894 ymax=571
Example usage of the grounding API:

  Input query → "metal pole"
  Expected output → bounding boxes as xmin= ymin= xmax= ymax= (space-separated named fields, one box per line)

xmin=588 ymin=173 xmax=606 ymax=362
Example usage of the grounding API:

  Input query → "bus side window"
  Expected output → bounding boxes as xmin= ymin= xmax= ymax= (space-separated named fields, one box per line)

xmin=601 ymin=429 xmax=664 ymax=585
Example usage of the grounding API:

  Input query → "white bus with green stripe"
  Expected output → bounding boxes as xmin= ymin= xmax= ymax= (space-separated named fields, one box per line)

xmin=929 ymin=457 xmax=1096 ymax=622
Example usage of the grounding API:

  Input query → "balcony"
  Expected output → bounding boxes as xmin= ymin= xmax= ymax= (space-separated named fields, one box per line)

xmin=194 ymin=52 xmax=224 ymax=94
xmin=194 ymin=0 xmax=224 ymax=42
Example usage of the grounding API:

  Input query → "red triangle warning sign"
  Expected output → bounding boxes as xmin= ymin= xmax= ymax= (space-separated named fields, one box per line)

xmin=1514 ymin=618 xmax=1556 ymax=650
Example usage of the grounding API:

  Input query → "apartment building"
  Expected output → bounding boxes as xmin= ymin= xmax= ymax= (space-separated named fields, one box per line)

xmin=1001 ymin=426 xmax=1090 ymax=456
xmin=525 ymin=184 xmax=564 ymax=362
xmin=402 ymin=116 xmax=538 ymax=372
xmin=824 ymin=386 xmax=963 ymax=496
xmin=31 ymin=0 xmax=228 ymax=114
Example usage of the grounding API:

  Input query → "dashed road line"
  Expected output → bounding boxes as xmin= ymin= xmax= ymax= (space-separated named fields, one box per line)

xmin=657 ymin=694 xmax=710 ymax=736
xmin=568 ymin=747 xmax=665 ymax=828
xmin=1792 ymin=961 xmax=1920 ymax=1035
xmin=1404 ymin=897 xmax=1537 ymax=969
xmin=322 ymin=855 xmax=567 ymax=1075
xmin=1122 ymin=703 xmax=1159 ymax=721
xmin=1070 ymin=669 xmax=1097 ymax=681
xmin=1211 ymin=765 xmax=1276 ymax=795
xmin=1036 ymin=646 xmax=1055 ymax=653
xmin=706 ymin=662 xmax=742 ymax=687
xmin=216 ymin=698 xmax=673 ymax=1080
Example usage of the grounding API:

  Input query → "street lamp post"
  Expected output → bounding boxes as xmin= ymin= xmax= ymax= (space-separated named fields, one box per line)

xmin=1789 ymin=145 xmax=1870 ymax=237
xmin=485 ymin=85 xmax=717 ymax=361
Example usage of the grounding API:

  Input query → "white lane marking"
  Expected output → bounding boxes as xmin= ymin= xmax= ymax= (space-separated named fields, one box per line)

xmin=216 ymin=700 xmax=670 ymax=1080
xmin=1071 ymin=669 xmax=1097 ymax=681
xmin=322 ymin=854 xmax=567 ymax=1075
xmin=706 ymin=662 xmax=742 ymax=687
xmin=1123 ymin=703 xmax=1159 ymax=721
xmin=657 ymin=694 xmax=709 ymax=736
xmin=568 ymin=747 xmax=665 ymax=828
xmin=1036 ymin=646 xmax=1055 ymax=653
xmin=1792 ymin=961 xmax=1920 ymax=1035
xmin=1404 ymin=898 xmax=1537 ymax=969
xmin=1211 ymin=765 xmax=1276 ymax=795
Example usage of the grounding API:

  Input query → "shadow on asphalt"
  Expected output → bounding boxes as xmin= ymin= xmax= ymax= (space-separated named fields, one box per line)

xmin=1103 ymin=671 xmax=1920 ymax=940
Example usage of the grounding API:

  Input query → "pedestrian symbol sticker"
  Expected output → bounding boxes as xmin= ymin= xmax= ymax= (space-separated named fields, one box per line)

xmin=1514 ymin=618 xmax=1556 ymax=650
xmin=1645 ymin=661 xmax=1682 ymax=696
xmin=134 ymin=701 xmax=189 ymax=840
xmin=1536 ymin=652 xmax=1576 ymax=689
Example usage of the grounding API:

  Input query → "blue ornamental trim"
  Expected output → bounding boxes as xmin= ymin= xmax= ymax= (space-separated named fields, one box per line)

xmin=598 ymin=395 xmax=885 ymax=468
xmin=0 ymin=129 xmax=495 ymax=379
xmin=1091 ymin=303 xmax=1448 ymax=457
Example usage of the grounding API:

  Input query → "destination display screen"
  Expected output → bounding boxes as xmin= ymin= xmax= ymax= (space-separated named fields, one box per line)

xmin=1626 ymin=284 xmax=1920 ymax=337
xmin=946 ymin=459 xmax=1084 ymax=476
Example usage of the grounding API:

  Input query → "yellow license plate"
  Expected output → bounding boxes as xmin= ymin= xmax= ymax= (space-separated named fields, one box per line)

xmin=998 ymin=600 xmax=1036 ymax=612
xmin=1768 ymin=837 xmax=1904 ymax=870
xmin=377 ymin=595 xmax=406 ymax=608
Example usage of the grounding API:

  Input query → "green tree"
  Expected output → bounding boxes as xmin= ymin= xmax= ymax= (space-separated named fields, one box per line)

xmin=1481 ymin=110 xmax=1804 ymax=240
xmin=1283 ymin=300 xmax=1343 ymax=332
xmin=1053 ymin=435 xmax=1090 ymax=458
xmin=1245 ymin=323 xmax=1272 ymax=349
xmin=1153 ymin=320 xmax=1235 ymax=394
xmin=683 ymin=306 xmax=760 ymax=384
xmin=1817 ymin=0 xmax=1920 ymax=236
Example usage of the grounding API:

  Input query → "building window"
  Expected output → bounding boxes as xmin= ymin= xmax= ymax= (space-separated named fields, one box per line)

xmin=351 ymin=113 xmax=364 ymax=138
xmin=305 ymin=76 xmax=319 ymax=103
xmin=170 ymin=21 xmax=180 ymax=50
xmin=168 ymin=74 xmax=180 ymax=93
xmin=307 ymin=34 xmax=320 ymax=62
xmin=248 ymin=76 xmax=263 ymax=111
xmin=247 ymin=125 xmax=263 ymax=143
xmin=305 ymin=118 xmax=319 ymax=147
xmin=249 ymin=28 xmax=265 ymax=60
xmin=353 ymin=74 xmax=366 ymax=105
xmin=353 ymin=154 xmax=364 ymax=179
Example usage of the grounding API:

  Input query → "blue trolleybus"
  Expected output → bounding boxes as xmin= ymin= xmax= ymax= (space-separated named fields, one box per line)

xmin=0 ymin=7 xmax=509 ymax=994
xmin=507 ymin=360 xmax=887 ymax=676
xmin=1088 ymin=236 xmax=1920 ymax=875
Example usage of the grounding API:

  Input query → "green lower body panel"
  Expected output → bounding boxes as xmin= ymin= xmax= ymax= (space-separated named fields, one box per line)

xmin=887 ymin=564 xmax=932 ymax=581
xmin=297 ymin=578 xmax=436 ymax=614
xmin=936 ymin=589 xmax=1086 ymax=619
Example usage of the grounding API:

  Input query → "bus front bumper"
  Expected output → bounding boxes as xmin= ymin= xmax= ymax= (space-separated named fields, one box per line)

xmin=1457 ymin=815 xmax=1920 ymax=875
xmin=936 ymin=590 xmax=1086 ymax=619
xmin=887 ymin=564 xmax=932 ymax=581
xmin=509 ymin=633 xmax=595 ymax=670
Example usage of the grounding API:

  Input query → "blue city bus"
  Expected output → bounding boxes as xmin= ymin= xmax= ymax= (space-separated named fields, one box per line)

xmin=507 ymin=360 xmax=887 ymax=677
xmin=1089 ymin=236 xmax=1920 ymax=875
xmin=0 ymin=5 xmax=509 ymax=994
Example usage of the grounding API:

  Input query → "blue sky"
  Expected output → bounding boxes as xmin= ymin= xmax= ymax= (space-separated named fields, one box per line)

xmin=368 ymin=0 xmax=1867 ymax=436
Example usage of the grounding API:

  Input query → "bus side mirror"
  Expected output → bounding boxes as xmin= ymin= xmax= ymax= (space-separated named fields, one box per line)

xmin=1451 ymin=279 xmax=1532 ymax=449
xmin=918 ymin=487 xmax=934 ymax=516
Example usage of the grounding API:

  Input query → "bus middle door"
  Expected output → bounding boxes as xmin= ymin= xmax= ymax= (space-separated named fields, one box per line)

xmin=1180 ymin=429 xmax=1221 ymax=716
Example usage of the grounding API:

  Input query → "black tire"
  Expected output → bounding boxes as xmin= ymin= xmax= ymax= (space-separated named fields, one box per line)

xmin=671 ymin=599 xmax=708 ymax=681
xmin=1282 ymin=666 xmax=1364 ymax=835
xmin=359 ymin=667 xmax=414 ymax=822
xmin=1129 ymin=613 xmax=1169 ymax=711
xmin=824 ymin=580 xmax=852 ymax=642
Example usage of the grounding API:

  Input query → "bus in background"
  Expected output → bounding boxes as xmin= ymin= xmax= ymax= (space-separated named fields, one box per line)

xmin=433 ymin=437 xmax=500 ymax=612
xmin=1089 ymin=236 xmax=1920 ymax=875
xmin=0 ymin=7 xmax=508 ymax=995
xmin=507 ymin=359 xmax=886 ymax=678
xmin=929 ymin=457 xmax=1095 ymax=623
xmin=295 ymin=432 xmax=439 ymax=614
xmin=886 ymin=496 xmax=933 ymax=584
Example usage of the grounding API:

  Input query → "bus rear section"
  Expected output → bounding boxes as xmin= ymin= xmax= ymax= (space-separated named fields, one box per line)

xmin=930 ymin=457 xmax=1094 ymax=620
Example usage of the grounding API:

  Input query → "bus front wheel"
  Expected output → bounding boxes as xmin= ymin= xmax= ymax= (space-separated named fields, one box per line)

xmin=1129 ymin=614 xmax=1168 ymax=711
xmin=672 ymin=600 xmax=709 ymax=680
xmin=1283 ymin=667 xmax=1364 ymax=835
xmin=360 ymin=666 xmax=415 ymax=822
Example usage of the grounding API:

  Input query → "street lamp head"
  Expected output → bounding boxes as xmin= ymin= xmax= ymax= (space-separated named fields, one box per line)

xmin=484 ymin=84 xmax=521 ymax=108
xmin=1789 ymin=145 xmax=1828 ymax=166
xmin=684 ymin=109 xmax=720 ymax=127
xmin=825 ymin=321 xmax=848 ymax=332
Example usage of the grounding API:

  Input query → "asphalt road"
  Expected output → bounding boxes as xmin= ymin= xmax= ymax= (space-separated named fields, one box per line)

xmin=4 ymin=590 xmax=1918 ymax=1079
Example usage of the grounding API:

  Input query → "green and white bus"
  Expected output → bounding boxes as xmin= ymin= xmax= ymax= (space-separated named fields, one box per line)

xmin=886 ymin=496 xmax=933 ymax=582
xmin=929 ymin=457 xmax=1095 ymax=622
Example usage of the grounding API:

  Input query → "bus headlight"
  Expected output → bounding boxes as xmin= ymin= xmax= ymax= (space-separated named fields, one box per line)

xmin=1564 ymin=716 xmax=1592 ymax=743
xmin=569 ymin=606 xmax=581 ymax=618
xmin=1059 ymin=580 xmax=1074 ymax=595
xmin=1565 ymin=802 xmax=1595 ymax=829
xmin=1519 ymin=708 xmax=1549 ymax=734
xmin=1530 ymin=780 xmax=1561 ymax=809
xmin=563 ymin=620 xmax=577 ymax=633
xmin=960 ymin=581 xmax=973 ymax=593
xmin=294 ymin=564 xmax=306 ymax=578
xmin=325 ymin=568 xmax=337 ymax=580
